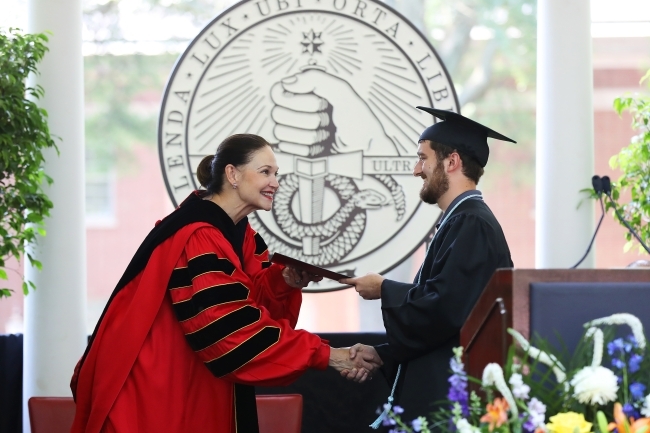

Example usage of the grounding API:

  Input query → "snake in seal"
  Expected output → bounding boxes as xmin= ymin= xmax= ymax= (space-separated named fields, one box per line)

xmin=249 ymin=173 xmax=406 ymax=266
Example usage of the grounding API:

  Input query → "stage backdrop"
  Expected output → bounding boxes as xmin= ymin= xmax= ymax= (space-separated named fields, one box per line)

xmin=157 ymin=0 xmax=459 ymax=291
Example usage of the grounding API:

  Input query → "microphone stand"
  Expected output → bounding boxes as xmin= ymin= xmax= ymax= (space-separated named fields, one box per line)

xmin=571 ymin=193 xmax=605 ymax=269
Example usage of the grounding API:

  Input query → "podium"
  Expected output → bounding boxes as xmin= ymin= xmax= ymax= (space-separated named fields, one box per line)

xmin=460 ymin=268 xmax=650 ymax=379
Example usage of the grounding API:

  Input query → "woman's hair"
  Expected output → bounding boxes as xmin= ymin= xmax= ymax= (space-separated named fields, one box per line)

xmin=196 ymin=134 xmax=271 ymax=193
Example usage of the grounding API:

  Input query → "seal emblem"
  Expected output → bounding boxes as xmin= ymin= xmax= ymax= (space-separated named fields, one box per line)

xmin=158 ymin=0 xmax=459 ymax=291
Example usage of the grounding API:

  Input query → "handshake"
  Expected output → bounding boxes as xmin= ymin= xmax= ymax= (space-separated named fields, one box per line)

xmin=328 ymin=344 xmax=383 ymax=384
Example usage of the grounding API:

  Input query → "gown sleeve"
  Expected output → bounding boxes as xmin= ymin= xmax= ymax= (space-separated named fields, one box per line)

xmin=168 ymin=227 xmax=329 ymax=387
xmin=242 ymin=227 xmax=302 ymax=327
xmin=379 ymin=213 xmax=503 ymax=363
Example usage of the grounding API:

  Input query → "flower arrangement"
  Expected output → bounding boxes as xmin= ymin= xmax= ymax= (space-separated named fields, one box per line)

xmin=383 ymin=313 xmax=650 ymax=433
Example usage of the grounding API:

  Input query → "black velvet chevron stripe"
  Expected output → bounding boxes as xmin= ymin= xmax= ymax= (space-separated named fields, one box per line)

xmin=188 ymin=253 xmax=236 ymax=279
xmin=167 ymin=267 xmax=191 ymax=289
xmin=253 ymin=233 xmax=268 ymax=255
xmin=205 ymin=327 xmax=280 ymax=377
xmin=261 ymin=261 xmax=272 ymax=269
xmin=185 ymin=306 xmax=261 ymax=351
xmin=172 ymin=282 xmax=250 ymax=321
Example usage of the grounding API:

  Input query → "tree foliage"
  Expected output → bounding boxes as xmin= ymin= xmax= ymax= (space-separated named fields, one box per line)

xmin=609 ymin=70 xmax=650 ymax=254
xmin=84 ymin=54 xmax=175 ymax=173
xmin=0 ymin=28 xmax=57 ymax=298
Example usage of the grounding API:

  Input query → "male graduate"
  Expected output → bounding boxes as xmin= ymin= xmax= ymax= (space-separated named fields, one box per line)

xmin=340 ymin=106 xmax=515 ymax=423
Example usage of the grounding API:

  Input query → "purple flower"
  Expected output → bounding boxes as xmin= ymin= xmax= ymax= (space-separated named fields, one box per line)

xmin=393 ymin=406 xmax=404 ymax=415
xmin=612 ymin=358 xmax=626 ymax=370
xmin=629 ymin=354 xmax=643 ymax=373
xmin=623 ymin=403 xmax=640 ymax=420
xmin=448 ymin=387 xmax=467 ymax=402
xmin=630 ymin=382 xmax=646 ymax=400
xmin=447 ymin=353 xmax=469 ymax=416
xmin=449 ymin=374 xmax=466 ymax=388
xmin=412 ymin=418 xmax=424 ymax=432
xmin=450 ymin=357 xmax=465 ymax=374
xmin=609 ymin=338 xmax=625 ymax=356
xmin=383 ymin=417 xmax=397 ymax=426
xmin=523 ymin=420 xmax=536 ymax=433
xmin=627 ymin=334 xmax=639 ymax=348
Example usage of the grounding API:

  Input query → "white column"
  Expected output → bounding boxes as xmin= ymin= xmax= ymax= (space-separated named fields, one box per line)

xmin=535 ymin=0 xmax=595 ymax=268
xmin=24 ymin=0 xmax=86 ymax=431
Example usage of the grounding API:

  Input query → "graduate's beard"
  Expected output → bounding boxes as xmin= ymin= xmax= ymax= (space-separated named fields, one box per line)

xmin=420 ymin=160 xmax=449 ymax=205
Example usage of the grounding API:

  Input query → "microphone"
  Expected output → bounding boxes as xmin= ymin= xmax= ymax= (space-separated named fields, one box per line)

xmin=592 ymin=175 xmax=604 ymax=196
xmin=601 ymin=176 xmax=650 ymax=255
xmin=571 ymin=175 xmax=606 ymax=268
xmin=601 ymin=176 xmax=611 ymax=195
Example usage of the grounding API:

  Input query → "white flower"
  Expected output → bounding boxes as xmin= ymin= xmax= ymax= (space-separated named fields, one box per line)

xmin=509 ymin=373 xmax=531 ymax=400
xmin=527 ymin=397 xmax=547 ymax=428
xmin=641 ymin=394 xmax=650 ymax=417
xmin=508 ymin=328 xmax=567 ymax=384
xmin=585 ymin=313 xmax=646 ymax=350
xmin=482 ymin=363 xmax=519 ymax=418
xmin=570 ymin=366 xmax=619 ymax=405
xmin=456 ymin=418 xmax=481 ymax=433
xmin=585 ymin=327 xmax=604 ymax=367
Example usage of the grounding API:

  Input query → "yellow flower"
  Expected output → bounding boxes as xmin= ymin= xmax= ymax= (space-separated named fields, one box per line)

xmin=547 ymin=412 xmax=592 ymax=433
xmin=480 ymin=397 xmax=509 ymax=432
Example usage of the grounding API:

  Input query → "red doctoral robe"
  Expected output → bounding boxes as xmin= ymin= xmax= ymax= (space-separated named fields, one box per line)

xmin=71 ymin=215 xmax=329 ymax=433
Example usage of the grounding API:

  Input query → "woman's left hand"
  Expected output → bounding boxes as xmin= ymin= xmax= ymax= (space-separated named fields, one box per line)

xmin=282 ymin=267 xmax=323 ymax=288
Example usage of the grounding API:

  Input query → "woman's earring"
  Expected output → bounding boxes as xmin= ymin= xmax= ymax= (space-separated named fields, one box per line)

xmin=232 ymin=183 xmax=238 ymax=189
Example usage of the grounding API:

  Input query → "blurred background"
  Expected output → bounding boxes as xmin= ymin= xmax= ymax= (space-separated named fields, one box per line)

xmin=1 ymin=0 xmax=649 ymax=335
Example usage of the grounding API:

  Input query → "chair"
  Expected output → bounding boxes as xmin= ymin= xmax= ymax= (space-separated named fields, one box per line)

xmin=256 ymin=394 xmax=303 ymax=433
xmin=27 ymin=394 xmax=303 ymax=433
xmin=27 ymin=397 xmax=76 ymax=433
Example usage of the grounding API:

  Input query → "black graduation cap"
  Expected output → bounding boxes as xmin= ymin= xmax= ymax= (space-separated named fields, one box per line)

xmin=416 ymin=106 xmax=516 ymax=167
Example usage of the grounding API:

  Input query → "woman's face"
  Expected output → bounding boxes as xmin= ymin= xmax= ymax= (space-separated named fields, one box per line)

xmin=235 ymin=146 xmax=280 ymax=212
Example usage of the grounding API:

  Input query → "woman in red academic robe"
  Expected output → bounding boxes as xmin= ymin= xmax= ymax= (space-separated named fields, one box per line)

xmin=70 ymin=134 xmax=379 ymax=433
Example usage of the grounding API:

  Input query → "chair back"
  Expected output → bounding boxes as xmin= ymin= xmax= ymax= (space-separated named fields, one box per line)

xmin=27 ymin=397 xmax=75 ymax=433
xmin=27 ymin=394 xmax=303 ymax=433
xmin=256 ymin=394 xmax=303 ymax=433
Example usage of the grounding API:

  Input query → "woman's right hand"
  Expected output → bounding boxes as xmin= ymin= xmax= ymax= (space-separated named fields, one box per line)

xmin=281 ymin=266 xmax=323 ymax=288
xmin=328 ymin=347 xmax=382 ymax=383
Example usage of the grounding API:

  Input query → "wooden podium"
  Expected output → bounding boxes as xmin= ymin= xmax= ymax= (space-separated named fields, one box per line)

xmin=460 ymin=268 xmax=650 ymax=379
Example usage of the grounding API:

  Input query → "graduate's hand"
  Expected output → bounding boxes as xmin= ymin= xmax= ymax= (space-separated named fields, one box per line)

xmin=340 ymin=273 xmax=384 ymax=300
xmin=282 ymin=266 xmax=323 ymax=288
xmin=340 ymin=344 xmax=383 ymax=382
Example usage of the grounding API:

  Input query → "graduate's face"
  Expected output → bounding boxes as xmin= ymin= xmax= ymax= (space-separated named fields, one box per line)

xmin=414 ymin=141 xmax=449 ymax=205
xmin=234 ymin=146 xmax=280 ymax=212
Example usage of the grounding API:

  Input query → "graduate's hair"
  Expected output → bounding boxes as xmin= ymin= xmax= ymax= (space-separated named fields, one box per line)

xmin=425 ymin=140 xmax=484 ymax=184
xmin=197 ymin=134 xmax=271 ymax=193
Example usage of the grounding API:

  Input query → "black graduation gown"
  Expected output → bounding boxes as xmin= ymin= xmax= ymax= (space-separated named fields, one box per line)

xmin=375 ymin=195 xmax=513 ymax=423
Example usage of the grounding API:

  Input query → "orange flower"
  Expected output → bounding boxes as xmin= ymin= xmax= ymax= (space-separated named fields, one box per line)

xmin=608 ymin=403 xmax=650 ymax=433
xmin=480 ymin=397 xmax=510 ymax=432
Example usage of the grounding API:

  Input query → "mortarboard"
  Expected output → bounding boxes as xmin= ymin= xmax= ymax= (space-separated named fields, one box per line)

xmin=416 ymin=106 xmax=516 ymax=167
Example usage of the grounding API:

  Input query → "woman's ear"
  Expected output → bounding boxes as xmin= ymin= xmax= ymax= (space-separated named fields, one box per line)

xmin=224 ymin=164 xmax=239 ymax=188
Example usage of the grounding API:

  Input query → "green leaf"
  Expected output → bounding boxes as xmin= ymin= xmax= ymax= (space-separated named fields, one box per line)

xmin=596 ymin=411 xmax=608 ymax=433
xmin=0 ymin=28 xmax=55 ymax=298
xmin=0 ymin=269 xmax=7 ymax=280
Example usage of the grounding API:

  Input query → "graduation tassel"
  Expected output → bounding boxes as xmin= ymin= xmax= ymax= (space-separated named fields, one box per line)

xmin=370 ymin=364 xmax=402 ymax=429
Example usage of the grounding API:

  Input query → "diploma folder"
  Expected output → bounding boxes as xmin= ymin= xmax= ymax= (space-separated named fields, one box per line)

xmin=269 ymin=253 xmax=351 ymax=281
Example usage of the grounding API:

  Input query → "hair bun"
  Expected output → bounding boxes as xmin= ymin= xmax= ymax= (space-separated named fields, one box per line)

xmin=196 ymin=155 xmax=214 ymax=188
